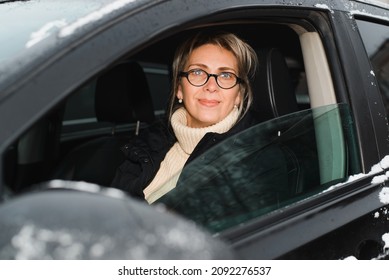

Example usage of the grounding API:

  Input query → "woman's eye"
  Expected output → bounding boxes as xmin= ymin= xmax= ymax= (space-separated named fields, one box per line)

xmin=192 ymin=69 xmax=205 ymax=76
xmin=220 ymin=72 xmax=233 ymax=79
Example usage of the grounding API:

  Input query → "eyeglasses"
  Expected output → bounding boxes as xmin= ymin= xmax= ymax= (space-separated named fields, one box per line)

xmin=179 ymin=69 xmax=242 ymax=89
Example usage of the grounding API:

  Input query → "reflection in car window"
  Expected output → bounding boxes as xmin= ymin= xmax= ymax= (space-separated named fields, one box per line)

xmin=157 ymin=104 xmax=360 ymax=232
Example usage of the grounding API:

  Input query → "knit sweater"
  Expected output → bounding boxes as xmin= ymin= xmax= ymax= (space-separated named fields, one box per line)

xmin=143 ymin=107 xmax=239 ymax=203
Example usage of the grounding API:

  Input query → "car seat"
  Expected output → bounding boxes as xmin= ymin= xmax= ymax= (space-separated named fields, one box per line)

xmin=51 ymin=62 xmax=155 ymax=187
xmin=251 ymin=48 xmax=299 ymax=120
xmin=251 ymin=48 xmax=319 ymax=195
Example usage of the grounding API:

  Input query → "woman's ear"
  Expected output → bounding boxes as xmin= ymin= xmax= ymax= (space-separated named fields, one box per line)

xmin=234 ymin=92 xmax=242 ymax=107
xmin=176 ymin=84 xmax=183 ymax=100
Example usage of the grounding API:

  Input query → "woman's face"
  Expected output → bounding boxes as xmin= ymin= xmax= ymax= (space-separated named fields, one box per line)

xmin=177 ymin=43 xmax=241 ymax=128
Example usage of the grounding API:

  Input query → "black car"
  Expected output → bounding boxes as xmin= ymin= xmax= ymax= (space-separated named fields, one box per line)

xmin=0 ymin=0 xmax=389 ymax=259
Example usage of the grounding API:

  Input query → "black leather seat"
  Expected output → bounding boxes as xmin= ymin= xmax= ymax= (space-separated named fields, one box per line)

xmin=251 ymin=48 xmax=319 ymax=195
xmin=251 ymin=48 xmax=299 ymax=121
xmin=52 ymin=62 xmax=155 ymax=187
xmin=95 ymin=62 xmax=155 ymax=134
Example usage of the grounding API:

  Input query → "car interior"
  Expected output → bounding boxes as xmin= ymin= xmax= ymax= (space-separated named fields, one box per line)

xmin=1 ymin=18 xmax=362 ymax=231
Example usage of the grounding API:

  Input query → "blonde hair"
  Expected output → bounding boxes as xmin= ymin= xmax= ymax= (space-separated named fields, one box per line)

xmin=167 ymin=31 xmax=258 ymax=123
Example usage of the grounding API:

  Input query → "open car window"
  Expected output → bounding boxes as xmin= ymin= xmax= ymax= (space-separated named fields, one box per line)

xmin=1 ymin=7 xmax=362 ymax=228
xmin=157 ymin=103 xmax=360 ymax=233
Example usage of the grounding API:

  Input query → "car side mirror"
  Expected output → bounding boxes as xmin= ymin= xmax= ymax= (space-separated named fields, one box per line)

xmin=0 ymin=180 xmax=234 ymax=259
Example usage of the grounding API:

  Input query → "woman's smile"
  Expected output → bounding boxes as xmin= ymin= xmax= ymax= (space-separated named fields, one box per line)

xmin=198 ymin=98 xmax=220 ymax=107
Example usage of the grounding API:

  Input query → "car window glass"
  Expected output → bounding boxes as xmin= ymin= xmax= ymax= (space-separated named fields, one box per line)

xmin=157 ymin=103 xmax=360 ymax=233
xmin=356 ymin=20 xmax=389 ymax=114
xmin=63 ymin=79 xmax=97 ymax=125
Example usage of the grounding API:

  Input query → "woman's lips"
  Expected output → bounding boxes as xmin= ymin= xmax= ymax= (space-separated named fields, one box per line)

xmin=198 ymin=99 xmax=220 ymax=107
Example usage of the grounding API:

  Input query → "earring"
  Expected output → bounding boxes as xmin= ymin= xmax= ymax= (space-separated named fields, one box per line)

xmin=178 ymin=99 xmax=183 ymax=104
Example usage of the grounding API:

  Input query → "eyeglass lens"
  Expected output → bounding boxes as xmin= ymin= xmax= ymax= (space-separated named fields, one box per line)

xmin=186 ymin=69 xmax=238 ymax=89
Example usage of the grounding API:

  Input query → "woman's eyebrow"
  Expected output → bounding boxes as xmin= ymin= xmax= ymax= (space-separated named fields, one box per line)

xmin=218 ymin=66 xmax=237 ymax=72
xmin=187 ymin=64 xmax=237 ymax=72
xmin=187 ymin=63 xmax=208 ymax=69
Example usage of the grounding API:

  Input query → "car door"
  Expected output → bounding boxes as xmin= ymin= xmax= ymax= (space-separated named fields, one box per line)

xmin=218 ymin=2 xmax=389 ymax=260
xmin=1 ymin=0 xmax=389 ymax=260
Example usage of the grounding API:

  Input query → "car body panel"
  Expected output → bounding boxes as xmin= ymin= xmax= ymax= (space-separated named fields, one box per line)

xmin=0 ymin=0 xmax=389 ymax=259
xmin=224 ymin=170 xmax=389 ymax=259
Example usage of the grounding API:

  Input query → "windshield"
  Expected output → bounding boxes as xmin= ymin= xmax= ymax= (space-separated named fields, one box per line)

xmin=157 ymin=104 xmax=361 ymax=233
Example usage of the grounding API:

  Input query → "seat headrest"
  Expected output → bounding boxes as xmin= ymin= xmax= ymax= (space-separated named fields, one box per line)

xmin=251 ymin=48 xmax=298 ymax=121
xmin=95 ymin=62 xmax=155 ymax=124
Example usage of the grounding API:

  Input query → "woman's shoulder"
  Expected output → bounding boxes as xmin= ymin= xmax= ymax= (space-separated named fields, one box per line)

xmin=228 ymin=109 xmax=262 ymax=135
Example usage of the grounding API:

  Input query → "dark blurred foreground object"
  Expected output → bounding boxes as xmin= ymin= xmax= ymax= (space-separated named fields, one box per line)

xmin=0 ymin=180 xmax=234 ymax=259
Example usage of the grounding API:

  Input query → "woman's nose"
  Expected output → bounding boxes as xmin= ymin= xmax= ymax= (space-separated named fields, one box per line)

xmin=204 ymin=75 xmax=219 ymax=92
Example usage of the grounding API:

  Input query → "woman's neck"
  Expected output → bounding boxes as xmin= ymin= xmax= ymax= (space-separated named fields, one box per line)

xmin=170 ymin=107 xmax=239 ymax=155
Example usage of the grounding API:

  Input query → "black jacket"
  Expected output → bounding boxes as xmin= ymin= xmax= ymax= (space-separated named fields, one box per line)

xmin=110 ymin=110 xmax=261 ymax=200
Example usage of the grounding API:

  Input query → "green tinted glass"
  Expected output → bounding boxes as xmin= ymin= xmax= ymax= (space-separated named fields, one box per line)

xmin=157 ymin=104 xmax=360 ymax=232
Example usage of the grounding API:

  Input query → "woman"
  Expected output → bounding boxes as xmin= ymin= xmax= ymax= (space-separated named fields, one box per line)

xmin=111 ymin=31 xmax=259 ymax=203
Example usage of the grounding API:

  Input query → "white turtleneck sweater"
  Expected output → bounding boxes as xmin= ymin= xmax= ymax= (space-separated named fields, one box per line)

xmin=144 ymin=107 xmax=239 ymax=204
